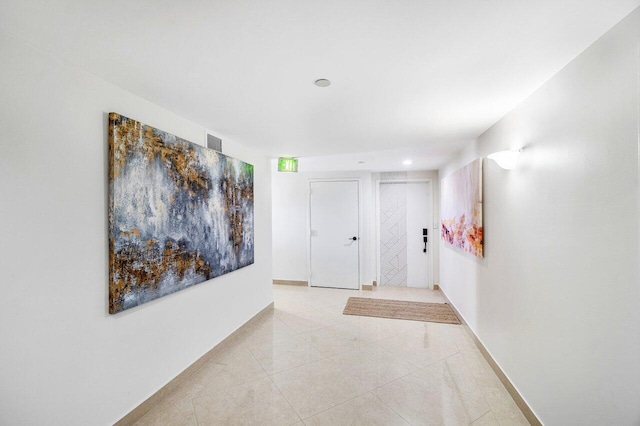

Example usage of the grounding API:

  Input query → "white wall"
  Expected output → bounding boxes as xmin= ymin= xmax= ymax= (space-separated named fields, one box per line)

xmin=271 ymin=166 xmax=376 ymax=286
xmin=0 ymin=31 xmax=272 ymax=425
xmin=439 ymin=8 xmax=640 ymax=426
xmin=271 ymin=165 xmax=312 ymax=281
xmin=272 ymin=167 xmax=440 ymax=287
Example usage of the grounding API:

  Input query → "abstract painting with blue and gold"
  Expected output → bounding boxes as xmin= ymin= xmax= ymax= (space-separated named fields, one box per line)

xmin=108 ymin=113 xmax=254 ymax=314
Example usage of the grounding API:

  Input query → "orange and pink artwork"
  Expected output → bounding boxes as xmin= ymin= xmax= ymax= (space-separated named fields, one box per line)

xmin=440 ymin=159 xmax=483 ymax=257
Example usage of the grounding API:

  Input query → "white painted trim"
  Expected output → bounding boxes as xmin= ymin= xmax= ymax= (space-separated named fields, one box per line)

xmin=307 ymin=178 xmax=362 ymax=290
xmin=375 ymin=178 xmax=434 ymax=289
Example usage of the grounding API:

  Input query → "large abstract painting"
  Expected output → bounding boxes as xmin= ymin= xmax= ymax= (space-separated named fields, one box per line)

xmin=440 ymin=159 xmax=483 ymax=257
xmin=108 ymin=113 xmax=254 ymax=314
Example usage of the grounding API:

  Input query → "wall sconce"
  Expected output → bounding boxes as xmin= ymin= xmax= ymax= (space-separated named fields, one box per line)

xmin=278 ymin=157 xmax=298 ymax=173
xmin=487 ymin=149 xmax=522 ymax=170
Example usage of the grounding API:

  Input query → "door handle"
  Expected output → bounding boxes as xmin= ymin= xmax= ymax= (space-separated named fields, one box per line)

xmin=350 ymin=236 xmax=358 ymax=241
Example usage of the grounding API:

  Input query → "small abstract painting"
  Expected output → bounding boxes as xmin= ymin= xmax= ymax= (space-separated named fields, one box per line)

xmin=440 ymin=159 xmax=483 ymax=257
xmin=108 ymin=113 xmax=254 ymax=314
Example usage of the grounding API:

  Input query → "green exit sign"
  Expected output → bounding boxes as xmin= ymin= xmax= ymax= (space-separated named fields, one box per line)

xmin=278 ymin=157 xmax=298 ymax=173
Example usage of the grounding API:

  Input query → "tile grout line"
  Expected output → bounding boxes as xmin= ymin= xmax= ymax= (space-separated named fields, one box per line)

xmin=191 ymin=399 xmax=200 ymax=426
xmin=266 ymin=375 xmax=304 ymax=425
xmin=451 ymin=337 xmax=526 ymax=425
xmin=369 ymin=391 xmax=415 ymax=426
xmin=470 ymin=410 xmax=498 ymax=426
xmin=267 ymin=355 xmax=373 ymax=422
xmin=440 ymin=354 xmax=492 ymax=424
xmin=296 ymin=391 xmax=377 ymax=423
xmin=259 ymin=341 xmax=331 ymax=378
xmin=456 ymin=346 xmax=499 ymax=424
xmin=187 ymin=351 xmax=266 ymax=402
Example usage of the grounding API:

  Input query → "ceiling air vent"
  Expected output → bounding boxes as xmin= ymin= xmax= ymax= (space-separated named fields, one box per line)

xmin=206 ymin=132 xmax=222 ymax=152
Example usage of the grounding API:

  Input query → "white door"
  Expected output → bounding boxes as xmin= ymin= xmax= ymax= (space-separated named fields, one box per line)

xmin=379 ymin=182 xmax=432 ymax=288
xmin=309 ymin=180 xmax=360 ymax=289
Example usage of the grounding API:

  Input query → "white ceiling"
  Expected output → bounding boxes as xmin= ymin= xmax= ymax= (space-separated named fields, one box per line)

xmin=2 ymin=0 xmax=639 ymax=169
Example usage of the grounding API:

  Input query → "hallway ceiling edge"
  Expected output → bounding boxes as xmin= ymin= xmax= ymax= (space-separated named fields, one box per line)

xmin=2 ymin=0 xmax=638 ymax=163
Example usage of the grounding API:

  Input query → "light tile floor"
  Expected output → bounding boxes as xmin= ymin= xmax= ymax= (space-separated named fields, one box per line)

xmin=134 ymin=285 xmax=529 ymax=425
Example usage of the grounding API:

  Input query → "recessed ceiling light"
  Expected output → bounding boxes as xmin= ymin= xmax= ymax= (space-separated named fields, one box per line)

xmin=314 ymin=79 xmax=331 ymax=87
xmin=402 ymin=160 xmax=413 ymax=165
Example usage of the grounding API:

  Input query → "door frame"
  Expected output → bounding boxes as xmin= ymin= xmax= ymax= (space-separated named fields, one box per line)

xmin=375 ymin=178 xmax=435 ymax=289
xmin=307 ymin=178 xmax=362 ymax=290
